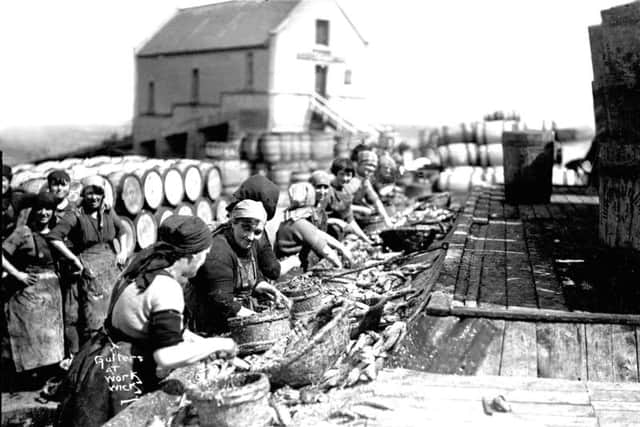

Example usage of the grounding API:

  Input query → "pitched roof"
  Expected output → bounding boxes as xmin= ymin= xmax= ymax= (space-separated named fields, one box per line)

xmin=138 ymin=1 xmax=300 ymax=56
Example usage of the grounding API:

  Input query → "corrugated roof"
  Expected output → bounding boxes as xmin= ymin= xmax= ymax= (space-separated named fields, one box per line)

xmin=137 ymin=1 xmax=300 ymax=56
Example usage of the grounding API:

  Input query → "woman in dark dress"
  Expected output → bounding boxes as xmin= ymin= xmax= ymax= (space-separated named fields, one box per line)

xmin=187 ymin=200 xmax=291 ymax=336
xmin=1 ymin=192 xmax=65 ymax=386
xmin=47 ymin=175 xmax=130 ymax=344
xmin=55 ymin=216 xmax=237 ymax=427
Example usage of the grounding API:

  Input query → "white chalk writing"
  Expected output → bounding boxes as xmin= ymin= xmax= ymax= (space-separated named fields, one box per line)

xmin=94 ymin=347 xmax=145 ymax=405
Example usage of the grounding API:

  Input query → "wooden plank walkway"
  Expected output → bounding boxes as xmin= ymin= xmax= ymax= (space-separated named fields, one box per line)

xmin=399 ymin=185 xmax=640 ymax=383
xmin=291 ymin=369 xmax=640 ymax=426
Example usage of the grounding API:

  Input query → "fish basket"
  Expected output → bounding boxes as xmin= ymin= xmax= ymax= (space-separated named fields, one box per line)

xmin=264 ymin=306 xmax=351 ymax=387
xmin=186 ymin=372 xmax=271 ymax=427
xmin=228 ymin=311 xmax=291 ymax=356
xmin=379 ymin=227 xmax=437 ymax=253
xmin=281 ymin=278 xmax=323 ymax=315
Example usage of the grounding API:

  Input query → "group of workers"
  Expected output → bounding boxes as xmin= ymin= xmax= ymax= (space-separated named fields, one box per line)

xmin=1 ymin=141 xmax=399 ymax=426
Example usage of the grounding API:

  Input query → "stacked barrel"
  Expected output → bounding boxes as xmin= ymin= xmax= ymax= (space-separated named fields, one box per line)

xmin=428 ymin=115 xmax=594 ymax=192
xmin=434 ymin=118 xmax=520 ymax=192
xmin=10 ymin=156 xmax=232 ymax=253
xmin=218 ymin=131 xmax=336 ymax=192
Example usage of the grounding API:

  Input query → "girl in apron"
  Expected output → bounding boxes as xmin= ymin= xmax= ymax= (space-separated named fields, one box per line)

xmin=47 ymin=176 xmax=130 ymax=344
xmin=1 ymin=192 xmax=64 ymax=388
xmin=55 ymin=215 xmax=237 ymax=427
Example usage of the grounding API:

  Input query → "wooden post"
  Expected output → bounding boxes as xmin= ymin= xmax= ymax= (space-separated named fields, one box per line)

xmin=589 ymin=2 xmax=640 ymax=250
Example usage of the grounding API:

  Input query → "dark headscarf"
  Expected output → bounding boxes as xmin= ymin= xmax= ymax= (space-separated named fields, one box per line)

xmin=47 ymin=169 xmax=71 ymax=185
xmin=2 ymin=165 xmax=12 ymax=181
xmin=227 ymin=175 xmax=279 ymax=220
xmin=120 ymin=215 xmax=213 ymax=290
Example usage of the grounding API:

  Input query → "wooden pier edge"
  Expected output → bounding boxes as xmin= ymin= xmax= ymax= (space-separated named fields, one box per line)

xmin=426 ymin=296 xmax=640 ymax=326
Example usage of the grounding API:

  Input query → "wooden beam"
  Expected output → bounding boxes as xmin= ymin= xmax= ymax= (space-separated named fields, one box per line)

xmin=425 ymin=304 xmax=640 ymax=326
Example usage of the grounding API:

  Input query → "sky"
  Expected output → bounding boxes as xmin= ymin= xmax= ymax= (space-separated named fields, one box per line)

xmin=0 ymin=0 xmax=627 ymax=130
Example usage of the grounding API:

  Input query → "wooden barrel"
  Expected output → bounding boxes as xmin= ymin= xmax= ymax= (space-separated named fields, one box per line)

xmin=194 ymin=197 xmax=214 ymax=224
xmin=269 ymin=166 xmax=291 ymax=191
xmin=310 ymin=132 xmax=334 ymax=160
xmin=131 ymin=168 xmax=164 ymax=210
xmin=174 ymin=162 xmax=203 ymax=203
xmin=198 ymin=162 xmax=223 ymax=201
xmin=259 ymin=134 xmax=281 ymax=163
xmin=240 ymin=133 xmax=260 ymax=163
xmin=502 ymin=130 xmax=554 ymax=203
xmin=154 ymin=165 xmax=184 ymax=207
xmin=33 ymin=161 xmax=60 ymax=173
xmin=116 ymin=216 xmax=137 ymax=257
xmin=134 ymin=210 xmax=158 ymax=250
xmin=205 ymin=141 xmax=240 ymax=160
xmin=298 ymin=133 xmax=312 ymax=161
xmin=106 ymin=172 xmax=144 ymax=216
xmin=65 ymin=180 xmax=83 ymax=205
xmin=441 ymin=123 xmax=474 ymax=143
xmin=213 ymin=196 xmax=231 ymax=222
xmin=437 ymin=166 xmax=478 ymax=193
xmin=290 ymin=171 xmax=312 ymax=184
xmin=280 ymin=133 xmax=294 ymax=162
xmin=18 ymin=178 xmax=47 ymax=194
xmin=83 ymin=156 xmax=112 ymax=168
xmin=441 ymin=142 xmax=479 ymax=167
xmin=154 ymin=206 xmax=174 ymax=226
xmin=487 ymin=143 xmax=503 ymax=166
xmin=175 ymin=202 xmax=194 ymax=216
xmin=100 ymin=176 xmax=115 ymax=209
xmin=217 ymin=160 xmax=251 ymax=196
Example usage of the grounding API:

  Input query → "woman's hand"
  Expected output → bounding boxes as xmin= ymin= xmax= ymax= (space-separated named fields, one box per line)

xmin=324 ymin=248 xmax=343 ymax=269
xmin=339 ymin=248 xmax=354 ymax=269
xmin=254 ymin=282 xmax=292 ymax=310
xmin=237 ymin=306 xmax=256 ymax=317
xmin=208 ymin=337 xmax=238 ymax=359
xmin=14 ymin=271 xmax=38 ymax=287
xmin=72 ymin=257 xmax=84 ymax=273
xmin=115 ymin=251 xmax=128 ymax=268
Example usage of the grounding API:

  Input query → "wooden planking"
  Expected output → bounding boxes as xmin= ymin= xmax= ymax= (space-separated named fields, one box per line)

xmin=505 ymin=218 xmax=537 ymax=308
xmin=537 ymin=323 xmax=588 ymax=381
xmin=586 ymin=324 xmax=615 ymax=382
xmin=611 ymin=324 xmax=640 ymax=382
xmin=500 ymin=321 xmax=538 ymax=377
xmin=475 ymin=319 xmax=505 ymax=376
xmin=426 ymin=304 xmax=640 ymax=326
xmin=464 ymin=221 xmax=489 ymax=307
xmin=479 ymin=220 xmax=507 ymax=307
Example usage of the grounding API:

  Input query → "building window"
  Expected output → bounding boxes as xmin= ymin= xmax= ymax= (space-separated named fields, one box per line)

xmin=246 ymin=52 xmax=254 ymax=89
xmin=147 ymin=81 xmax=155 ymax=114
xmin=316 ymin=19 xmax=329 ymax=46
xmin=344 ymin=70 xmax=352 ymax=85
xmin=191 ymin=68 xmax=199 ymax=104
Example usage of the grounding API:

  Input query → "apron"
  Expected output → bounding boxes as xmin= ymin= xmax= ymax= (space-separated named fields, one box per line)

xmin=56 ymin=277 xmax=159 ymax=427
xmin=77 ymin=243 xmax=120 ymax=343
xmin=235 ymin=252 xmax=258 ymax=311
xmin=4 ymin=232 xmax=64 ymax=372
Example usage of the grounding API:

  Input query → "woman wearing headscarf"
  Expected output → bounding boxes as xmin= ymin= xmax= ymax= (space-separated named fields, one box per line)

xmin=344 ymin=150 xmax=394 ymax=228
xmin=1 ymin=192 xmax=64 ymax=388
xmin=55 ymin=216 xmax=236 ymax=427
xmin=187 ymin=200 xmax=291 ymax=336
xmin=47 ymin=176 xmax=130 ymax=345
xmin=275 ymin=182 xmax=354 ymax=273
xmin=226 ymin=175 xmax=281 ymax=281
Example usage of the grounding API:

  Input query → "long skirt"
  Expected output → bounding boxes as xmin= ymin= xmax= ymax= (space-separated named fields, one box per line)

xmin=77 ymin=244 xmax=120 ymax=343
xmin=4 ymin=270 xmax=64 ymax=372
xmin=55 ymin=330 xmax=156 ymax=427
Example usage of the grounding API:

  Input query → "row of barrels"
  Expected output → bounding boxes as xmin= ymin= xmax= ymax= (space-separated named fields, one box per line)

xmin=436 ymin=165 xmax=589 ymax=193
xmin=9 ymin=156 xmax=254 ymax=252
xmin=205 ymin=131 xmax=337 ymax=164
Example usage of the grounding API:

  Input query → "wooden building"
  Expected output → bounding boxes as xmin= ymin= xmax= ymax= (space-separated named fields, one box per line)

xmin=132 ymin=0 xmax=373 ymax=158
